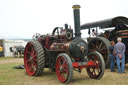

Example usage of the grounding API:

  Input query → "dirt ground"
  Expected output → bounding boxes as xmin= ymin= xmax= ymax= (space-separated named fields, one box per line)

xmin=0 ymin=58 xmax=23 ymax=64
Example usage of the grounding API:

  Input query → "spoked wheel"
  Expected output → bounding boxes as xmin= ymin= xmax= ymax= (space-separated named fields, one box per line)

xmin=56 ymin=53 xmax=73 ymax=84
xmin=86 ymin=51 xmax=105 ymax=79
xmin=24 ymin=41 xmax=45 ymax=76
xmin=88 ymin=37 xmax=110 ymax=67
xmin=32 ymin=33 xmax=41 ymax=40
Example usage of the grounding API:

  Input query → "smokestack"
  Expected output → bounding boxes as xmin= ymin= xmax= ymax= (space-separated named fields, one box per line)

xmin=72 ymin=5 xmax=81 ymax=38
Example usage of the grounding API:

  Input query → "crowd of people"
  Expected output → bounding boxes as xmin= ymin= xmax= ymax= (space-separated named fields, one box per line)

xmin=90 ymin=29 xmax=126 ymax=73
xmin=109 ymin=37 xmax=126 ymax=73
xmin=10 ymin=46 xmax=24 ymax=58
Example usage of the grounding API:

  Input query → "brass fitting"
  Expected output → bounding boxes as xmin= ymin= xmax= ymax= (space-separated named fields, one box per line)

xmin=72 ymin=5 xmax=81 ymax=9
xmin=80 ymin=46 xmax=85 ymax=53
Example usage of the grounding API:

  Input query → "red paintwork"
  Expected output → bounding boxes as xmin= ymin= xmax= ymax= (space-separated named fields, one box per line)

xmin=72 ymin=61 xmax=97 ymax=71
xmin=121 ymin=33 xmax=128 ymax=35
xmin=86 ymin=55 xmax=102 ymax=79
xmin=24 ymin=43 xmax=37 ymax=76
xmin=56 ymin=56 xmax=68 ymax=83
xmin=45 ymin=36 xmax=51 ymax=49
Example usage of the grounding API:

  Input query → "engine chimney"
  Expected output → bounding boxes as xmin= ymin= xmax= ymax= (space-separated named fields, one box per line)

xmin=72 ymin=5 xmax=81 ymax=38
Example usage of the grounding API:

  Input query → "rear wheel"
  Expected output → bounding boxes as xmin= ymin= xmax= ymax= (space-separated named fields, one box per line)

xmin=88 ymin=37 xmax=110 ymax=67
xmin=86 ymin=51 xmax=105 ymax=79
xmin=24 ymin=41 xmax=45 ymax=76
xmin=56 ymin=53 xmax=73 ymax=84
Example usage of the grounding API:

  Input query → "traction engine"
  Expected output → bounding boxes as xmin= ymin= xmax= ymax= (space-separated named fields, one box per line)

xmin=24 ymin=5 xmax=105 ymax=83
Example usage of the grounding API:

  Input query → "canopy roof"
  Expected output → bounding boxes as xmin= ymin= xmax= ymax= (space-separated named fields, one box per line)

xmin=81 ymin=16 xmax=128 ymax=30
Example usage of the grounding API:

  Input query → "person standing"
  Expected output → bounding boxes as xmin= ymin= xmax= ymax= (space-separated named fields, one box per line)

xmin=0 ymin=45 xmax=3 ymax=57
xmin=109 ymin=41 xmax=116 ymax=72
xmin=114 ymin=37 xmax=125 ymax=73
xmin=91 ymin=29 xmax=96 ymax=37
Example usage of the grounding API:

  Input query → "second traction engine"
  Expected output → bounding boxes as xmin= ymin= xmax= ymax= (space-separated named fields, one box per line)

xmin=24 ymin=5 xmax=105 ymax=84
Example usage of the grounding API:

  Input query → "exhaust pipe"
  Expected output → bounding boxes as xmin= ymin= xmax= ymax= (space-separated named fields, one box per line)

xmin=72 ymin=5 xmax=81 ymax=38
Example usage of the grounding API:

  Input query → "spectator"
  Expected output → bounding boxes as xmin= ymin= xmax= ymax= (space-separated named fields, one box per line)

xmin=109 ymin=41 xmax=116 ymax=72
xmin=91 ymin=29 xmax=96 ymax=37
xmin=114 ymin=37 xmax=125 ymax=73
xmin=0 ymin=45 xmax=3 ymax=57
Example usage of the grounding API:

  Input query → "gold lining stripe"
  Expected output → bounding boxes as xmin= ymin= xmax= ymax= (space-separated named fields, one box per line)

xmin=72 ymin=5 xmax=81 ymax=9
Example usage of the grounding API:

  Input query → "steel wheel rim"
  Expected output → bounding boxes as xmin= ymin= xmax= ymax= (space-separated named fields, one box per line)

xmin=89 ymin=40 xmax=109 ymax=65
xmin=87 ymin=54 xmax=102 ymax=78
xmin=56 ymin=56 xmax=69 ymax=83
xmin=24 ymin=43 xmax=37 ymax=76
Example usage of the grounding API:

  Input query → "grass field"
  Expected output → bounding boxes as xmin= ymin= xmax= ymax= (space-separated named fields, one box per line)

xmin=0 ymin=57 xmax=128 ymax=85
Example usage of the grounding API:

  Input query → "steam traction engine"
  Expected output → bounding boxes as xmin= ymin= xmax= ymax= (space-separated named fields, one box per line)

xmin=81 ymin=16 xmax=128 ymax=66
xmin=24 ymin=5 xmax=105 ymax=83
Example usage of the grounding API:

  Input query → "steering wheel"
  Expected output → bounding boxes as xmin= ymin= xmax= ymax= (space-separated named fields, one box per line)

xmin=32 ymin=33 xmax=41 ymax=40
xmin=52 ymin=27 xmax=62 ymax=35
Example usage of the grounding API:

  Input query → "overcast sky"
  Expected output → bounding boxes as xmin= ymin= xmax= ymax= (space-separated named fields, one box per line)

xmin=0 ymin=0 xmax=128 ymax=39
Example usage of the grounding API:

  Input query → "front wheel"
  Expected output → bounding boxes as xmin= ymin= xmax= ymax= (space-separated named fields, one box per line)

xmin=56 ymin=53 xmax=73 ymax=84
xmin=86 ymin=51 xmax=105 ymax=79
